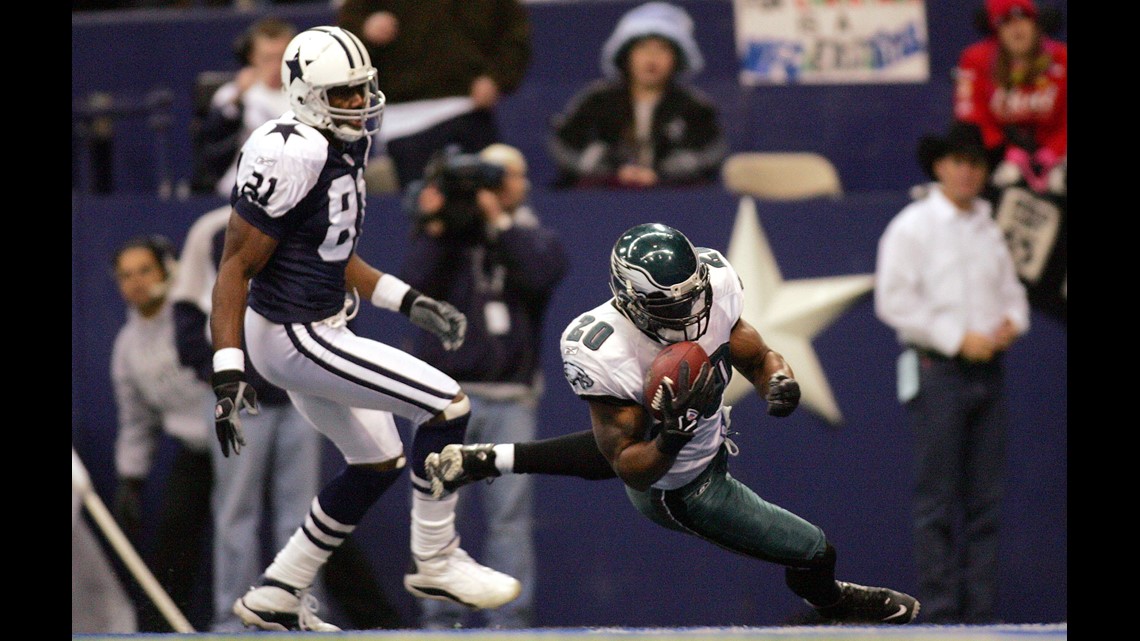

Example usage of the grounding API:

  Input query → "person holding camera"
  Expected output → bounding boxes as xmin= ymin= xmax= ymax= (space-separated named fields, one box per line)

xmin=400 ymin=144 xmax=568 ymax=629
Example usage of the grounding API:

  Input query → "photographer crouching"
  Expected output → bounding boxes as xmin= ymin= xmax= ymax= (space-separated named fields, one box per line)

xmin=398 ymin=144 xmax=568 ymax=630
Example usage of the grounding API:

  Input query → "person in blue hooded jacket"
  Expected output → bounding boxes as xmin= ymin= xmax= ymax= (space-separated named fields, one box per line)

xmin=548 ymin=2 xmax=728 ymax=189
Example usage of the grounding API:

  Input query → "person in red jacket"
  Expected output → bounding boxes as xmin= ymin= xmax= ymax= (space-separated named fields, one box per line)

xmin=953 ymin=0 xmax=1066 ymax=195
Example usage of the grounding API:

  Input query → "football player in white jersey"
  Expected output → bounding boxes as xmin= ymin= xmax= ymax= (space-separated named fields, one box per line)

xmin=426 ymin=223 xmax=921 ymax=624
xmin=209 ymin=26 xmax=519 ymax=631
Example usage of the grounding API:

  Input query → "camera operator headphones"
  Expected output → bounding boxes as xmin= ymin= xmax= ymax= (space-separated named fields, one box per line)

xmin=232 ymin=17 xmax=297 ymax=67
xmin=233 ymin=27 xmax=255 ymax=66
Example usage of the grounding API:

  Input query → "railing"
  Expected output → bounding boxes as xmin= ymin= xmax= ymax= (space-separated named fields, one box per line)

xmin=72 ymin=88 xmax=177 ymax=199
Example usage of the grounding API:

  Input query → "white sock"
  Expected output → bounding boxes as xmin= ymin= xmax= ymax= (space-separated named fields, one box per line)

xmin=410 ymin=491 xmax=458 ymax=558
xmin=493 ymin=444 xmax=515 ymax=473
xmin=265 ymin=498 xmax=352 ymax=590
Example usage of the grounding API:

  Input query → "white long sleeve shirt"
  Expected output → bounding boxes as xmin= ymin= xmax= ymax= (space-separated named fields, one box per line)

xmin=167 ymin=205 xmax=230 ymax=315
xmin=874 ymin=183 xmax=1030 ymax=357
xmin=111 ymin=299 xmax=213 ymax=479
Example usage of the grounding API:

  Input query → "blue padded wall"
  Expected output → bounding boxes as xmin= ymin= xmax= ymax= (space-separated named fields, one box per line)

xmin=72 ymin=186 xmax=1066 ymax=626
xmin=72 ymin=0 xmax=1067 ymax=628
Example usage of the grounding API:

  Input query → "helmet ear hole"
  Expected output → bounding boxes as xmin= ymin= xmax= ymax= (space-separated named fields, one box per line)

xmin=609 ymin=223 xmax=711 ymax=342
xmin=281 ymin=26 xmax=386 ymax=142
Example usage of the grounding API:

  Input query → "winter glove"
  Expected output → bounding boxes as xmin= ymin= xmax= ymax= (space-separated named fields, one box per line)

xmin=1031 ymin=148 xmax=1062 ymax=195
xmin=995 ymin=146 xmax=1057 ymax=194
xmin=652 ymin=360 xmax=717 ymax=456
xmin=765 ymin=374 xmax=801 ymax=417
xmin=1047 ymin=155 xmax=1066 ymax=196
xmin=992 ymin=146 xmax=1034 ymax=190
xmin=113 ymin=477 xmax=144 ymax=536
xmin=211 ymin=369 xmax=258 ymax=457
xmin=403 ymin=293 xmax=467 ymax=351
xmin=990 ymin=158 xmax=1024 ymax=189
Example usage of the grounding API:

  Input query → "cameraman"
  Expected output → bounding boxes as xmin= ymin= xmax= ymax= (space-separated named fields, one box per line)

xmin=400 ymin=144 xmax=568 ymax=629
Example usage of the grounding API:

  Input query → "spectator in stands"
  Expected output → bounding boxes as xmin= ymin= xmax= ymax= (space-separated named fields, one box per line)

xmin=874 ymin=121 xmax=1030 ymax=624
xmin=336 ymin=0 xmax=532 ymax=189
xmin=400 ymin=143 xmax=567 ymax=629
xmin=190 ymin=16 xmax=295 ymax=197
xmin=954 ymin=0 xmax=1066 ymax=195
xmin=109 ymin=234 xmax=214 ymax=632
xmin=953 ymin=0 xmax=1066 ymax=323
xmin=548 ymin=1 xmax=727 ymax=189
xmin=169 ymin=205 xmax=405 ymax=631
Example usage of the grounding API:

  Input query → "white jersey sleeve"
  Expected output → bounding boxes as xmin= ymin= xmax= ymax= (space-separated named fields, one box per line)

xmin=560 ymin=301 xmax=650 ymax=405
xmin=111 ymin=326 xmax=161 ymax=479
xmin=234 ymin=114 xmax=329 ymax=219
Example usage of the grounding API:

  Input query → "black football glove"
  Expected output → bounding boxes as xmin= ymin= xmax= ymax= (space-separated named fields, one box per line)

xmin=652 ymin=360 xmax=717 ymax=456
xmin=404 ymin=293 xmax=467 ymax=351
xmin=113 ymin=477 xmax=144 ymax=537
xmin=765 ymin=374 xmax=800 ymax=417
xmin=211 ymin=369 xmax=258 ymax=457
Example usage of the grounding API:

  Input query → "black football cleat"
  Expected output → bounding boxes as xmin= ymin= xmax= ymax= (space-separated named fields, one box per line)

xmin=813 ymin=581 xmax=920 ymax=624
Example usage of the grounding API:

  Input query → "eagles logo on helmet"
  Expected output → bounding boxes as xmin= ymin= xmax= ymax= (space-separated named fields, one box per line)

xmin=609 ymin=223 xmax=712 ymax=343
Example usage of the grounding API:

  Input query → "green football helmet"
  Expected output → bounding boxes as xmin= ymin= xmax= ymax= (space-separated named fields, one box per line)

xmin=609 ymin=223 xmax=711 ymax=343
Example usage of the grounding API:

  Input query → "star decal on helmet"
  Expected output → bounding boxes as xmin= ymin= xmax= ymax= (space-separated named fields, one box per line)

xmin=269 ymin=123 xmax=302 ymax=145
xmin=286 ymin=56 xmax=304 ymax=84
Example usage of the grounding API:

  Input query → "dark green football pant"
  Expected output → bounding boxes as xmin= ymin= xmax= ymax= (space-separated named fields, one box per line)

xmin=626 ymin=444 xmax=828 ymax=567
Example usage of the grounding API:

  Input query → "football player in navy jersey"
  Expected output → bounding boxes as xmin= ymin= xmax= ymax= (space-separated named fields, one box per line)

xmin=209 ymin=26 xmax=519 ymax=631
xmin=425 ymin=223 xmax=921 ymax=625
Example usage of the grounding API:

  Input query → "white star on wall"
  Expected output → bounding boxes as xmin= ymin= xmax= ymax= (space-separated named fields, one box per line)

xmin=724 ymin=197 xmax=874 ymax=425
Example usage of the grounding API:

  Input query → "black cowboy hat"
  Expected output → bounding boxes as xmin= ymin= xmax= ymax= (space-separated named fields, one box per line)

xmin=916 ymin=121 xmax=989 ymax=181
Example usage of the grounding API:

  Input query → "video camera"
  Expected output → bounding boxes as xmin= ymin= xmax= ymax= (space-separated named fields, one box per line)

xmin=432 ymin=152 xmax=506 ymax=200
xmin=409 ymin=150 xmax=506 ymax=236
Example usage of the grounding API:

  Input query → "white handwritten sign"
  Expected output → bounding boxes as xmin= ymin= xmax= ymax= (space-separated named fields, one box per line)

xmin=734 ymin=0 xmax=930 ymax=85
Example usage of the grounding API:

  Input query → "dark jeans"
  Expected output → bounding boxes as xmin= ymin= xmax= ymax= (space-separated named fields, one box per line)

xmin=906 ymin=351 xmax=1006 ymax=624
xmin=135 ymin=445 xmax=213 ymax=632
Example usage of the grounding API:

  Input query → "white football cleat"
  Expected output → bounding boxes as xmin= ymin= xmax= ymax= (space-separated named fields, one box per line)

xmin=233 ymin=579 xmax=340 ymax=632
xmin=404 ymin=536 xmax=521 ymax=609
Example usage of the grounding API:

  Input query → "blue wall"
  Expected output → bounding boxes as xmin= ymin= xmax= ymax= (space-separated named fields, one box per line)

xmin=71 ymin=0 xmax=1067 ymax=194
xmin=72 ymin=186 xmax=1067 ymax=627
xmin=72 ymin=0 xmax=1067 ymax=628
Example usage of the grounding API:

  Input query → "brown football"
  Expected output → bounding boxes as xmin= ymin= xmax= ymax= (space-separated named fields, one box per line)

xmin=644 ymin=341 xmax=711 ymax=421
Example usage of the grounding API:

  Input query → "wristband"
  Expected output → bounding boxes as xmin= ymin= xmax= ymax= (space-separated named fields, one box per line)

xmin=213 ymin=347 xmax=245 ymax=373
xmin=398 ymin=287 xmax=424 ymax=316
xmin=371 ymin=273 xmax=412 ymax=312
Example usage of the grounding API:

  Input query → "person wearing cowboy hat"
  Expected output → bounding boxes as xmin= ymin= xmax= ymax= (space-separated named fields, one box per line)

xmin=547 ymin=2 xmax=727 ymax=189
xmin=873 ymin=121 xmax=1030 ymax=624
